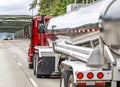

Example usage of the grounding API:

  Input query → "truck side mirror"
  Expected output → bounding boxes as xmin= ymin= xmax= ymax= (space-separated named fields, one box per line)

xmin=52 ymin=25 xmax=56 ymax=32
xmin=38 ymin=25 xmax=46 ymax=33
xmin=99 ymin=19 xmax=104 ymax=32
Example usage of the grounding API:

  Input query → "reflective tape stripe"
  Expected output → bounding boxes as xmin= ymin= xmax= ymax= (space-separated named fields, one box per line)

xmin=76 ymin=81 xmax=106 ymax=86
xmin=71 ymin=28 xmax=98 ymax=33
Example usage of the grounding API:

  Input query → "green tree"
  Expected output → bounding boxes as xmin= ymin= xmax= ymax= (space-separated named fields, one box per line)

xmin=30 ymin=0 xmax=94 ymax=16
xmin=29 ymin=0 xmax=37 ymax=10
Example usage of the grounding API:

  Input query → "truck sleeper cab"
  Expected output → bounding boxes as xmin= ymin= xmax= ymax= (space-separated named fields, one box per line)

xmin=28 ymin=16 xmax=61 ymax=78
xmin=28 ymin=16 xmax=51 ymax=68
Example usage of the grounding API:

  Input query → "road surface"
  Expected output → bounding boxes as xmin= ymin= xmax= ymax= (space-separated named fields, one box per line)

xmin=0 ymin=39 xmax=60 ymax=87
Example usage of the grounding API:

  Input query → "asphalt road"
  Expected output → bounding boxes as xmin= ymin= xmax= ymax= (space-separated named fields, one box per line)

xmin=0 ymin=39 xmax=60 ymax=87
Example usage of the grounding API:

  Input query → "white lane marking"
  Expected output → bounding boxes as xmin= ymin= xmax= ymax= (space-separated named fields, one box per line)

xmin=18 ymin=62 xmax=22 ymax=67
xmin=29 ymin=78 xmax=38 ymax=87
xmin=9 ymin=49 xmax=12 ymax=53
xmin=13 ymin=55 xmax=16 ymax=58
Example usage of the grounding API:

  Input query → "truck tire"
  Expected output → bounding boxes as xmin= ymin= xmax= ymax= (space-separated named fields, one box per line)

xmin=44 ymin=75 xmax=50 ymax=78
xmin=29 ymin=63 xmax=33 ymax=69
xmin=60 ymin=71 xmax=72 ymax=87
xmin=117 ymin=81 xmax=120 ymax=87
xmin=35 ymin=54 xmax=42 ymax=78
xmin=68 ymin=75 xmax=76 ymax=87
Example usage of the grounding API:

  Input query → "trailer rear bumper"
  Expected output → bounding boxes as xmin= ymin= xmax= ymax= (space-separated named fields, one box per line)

xmin=76 ymin=81 xmax=110 ymax=87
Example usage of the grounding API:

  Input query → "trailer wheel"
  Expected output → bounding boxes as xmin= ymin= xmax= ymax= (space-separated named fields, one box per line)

xmin=68 ymin=75 xmax=76 ymax=87
xmin=60 ymin=71 xmax=72 ymax=87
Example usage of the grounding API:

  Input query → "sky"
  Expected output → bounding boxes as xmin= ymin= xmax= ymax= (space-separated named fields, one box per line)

xmin=0 ymin=0 xmax=38 ymax=15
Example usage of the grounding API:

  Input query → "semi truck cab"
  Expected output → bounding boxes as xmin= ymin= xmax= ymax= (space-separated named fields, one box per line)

xmin=28 ymin=16 xmax=51 ymax=68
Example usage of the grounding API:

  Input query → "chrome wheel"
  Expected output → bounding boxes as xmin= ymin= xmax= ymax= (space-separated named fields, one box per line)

xmin=61 ymin=78 xmax=65 ymax=87
xmin=68 ymin=82 xmax=73 ymax=87
xmin=68 ymin=75 xmax=76 ymax=87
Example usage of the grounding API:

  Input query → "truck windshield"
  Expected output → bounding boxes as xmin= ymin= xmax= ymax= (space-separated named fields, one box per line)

xmin=38 ymin=22 xmax=45 ymax=33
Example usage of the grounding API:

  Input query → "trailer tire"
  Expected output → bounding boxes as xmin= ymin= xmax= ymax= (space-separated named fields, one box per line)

xmin=60 ymin=71 xmax=72 ymax=87
xmin=68 ymin=75 xmax=76 ymax=87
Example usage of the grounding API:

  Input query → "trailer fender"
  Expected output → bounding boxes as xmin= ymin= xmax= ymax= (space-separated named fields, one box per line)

xmin=60 ymin=60 xmax=88 ymax=83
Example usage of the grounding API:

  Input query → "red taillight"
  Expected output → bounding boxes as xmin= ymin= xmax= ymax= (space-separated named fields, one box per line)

xmin=77 ymin=72 xmax=84 ymax=79
xmin=97 ymin=72 xmax=104 ymax=79
xmin=87 ymin=72 xmax=94 ymax=79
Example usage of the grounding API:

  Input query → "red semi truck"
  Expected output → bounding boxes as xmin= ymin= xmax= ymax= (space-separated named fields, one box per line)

xmin=28 ymin=16 xmax=61 ymax=78
xmin=28 ymin=16 xmax=52 ymax=68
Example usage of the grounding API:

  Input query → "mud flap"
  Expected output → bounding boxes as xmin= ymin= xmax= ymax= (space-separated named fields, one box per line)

xmin=37 ymin=57 xmax=55 ymax=75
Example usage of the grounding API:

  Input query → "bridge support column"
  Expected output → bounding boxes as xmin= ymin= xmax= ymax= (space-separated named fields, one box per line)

xmin=14 ymin=25 xmax=31 ymax=39
xmin=28 ymin=26 xmax=31 ymax=38
xmin=15 ymin=29 xmax=25 ymax=39
xmin=24 ymin=26 xmax=31 ymax=39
